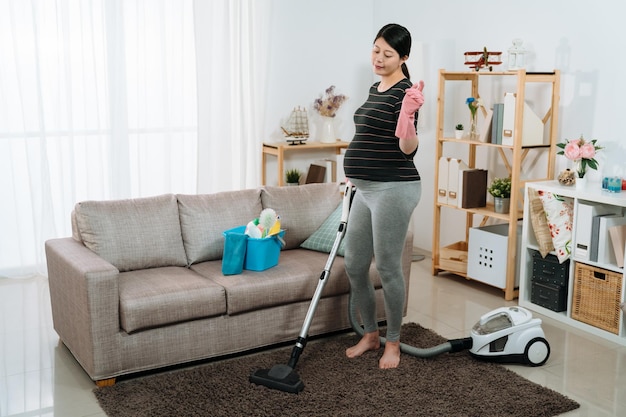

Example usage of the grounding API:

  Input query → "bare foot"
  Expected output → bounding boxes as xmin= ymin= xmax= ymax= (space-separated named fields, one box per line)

xmin=346 ymin=331 xmax=380 ymax=358
xmin=379 ymin=340 xmax=401 ymax=369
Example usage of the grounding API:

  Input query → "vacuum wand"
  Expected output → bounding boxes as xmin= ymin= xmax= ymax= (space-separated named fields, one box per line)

xmin=249 ymin=183 xmax=356 ymax=393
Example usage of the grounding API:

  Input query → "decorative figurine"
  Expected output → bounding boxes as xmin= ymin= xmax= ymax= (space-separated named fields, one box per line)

xmin=507 ymin=39 xmax=527 ymax=71
xmin=558 ymin=169 xmax=576 ymax=186
xmin=464 ymin=47 xmax=502 ymax=71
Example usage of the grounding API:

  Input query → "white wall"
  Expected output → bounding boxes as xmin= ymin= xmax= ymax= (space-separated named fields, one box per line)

xmin=263 ymin=0 xmax=625 ymax=251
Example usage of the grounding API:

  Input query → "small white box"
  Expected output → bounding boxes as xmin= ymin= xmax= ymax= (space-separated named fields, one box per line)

xmin=467 ymin=224 xmax=521 ymax=289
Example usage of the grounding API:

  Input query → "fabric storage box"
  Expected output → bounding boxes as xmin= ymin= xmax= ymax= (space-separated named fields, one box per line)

xmin=531 ymin=281 xmax=567 ymax=312
xmin=571 ymin=262 xmax=622 ymax=334
xmin=467 ymin=224 xmax=521 ymax=289
xmin=530 ymin=250 xmax=569 ymax=312
xmin=440 ymin=241 xmax=468 ymax=274
xmin=532 ymin=251 xmax=569 ymax=287
xmin=224 ymin=226 xmax=285 ymax=272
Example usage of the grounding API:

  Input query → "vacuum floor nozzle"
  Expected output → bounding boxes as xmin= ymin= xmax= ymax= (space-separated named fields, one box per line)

xmin=249 ymin=364 xmax=305 ymax=393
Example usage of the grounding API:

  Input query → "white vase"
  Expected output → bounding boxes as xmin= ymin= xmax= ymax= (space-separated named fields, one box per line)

xmin=576 ymin=176 xmax=587 ymax=190
xmin=319 ymin=116 xmax=336 ymax=143
xmin=469 ymin=113 xmax=479 ymax=140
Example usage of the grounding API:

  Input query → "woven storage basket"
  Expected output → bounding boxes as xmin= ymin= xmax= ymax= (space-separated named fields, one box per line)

xmin=571 ymin=262 xmax=622 ymax=334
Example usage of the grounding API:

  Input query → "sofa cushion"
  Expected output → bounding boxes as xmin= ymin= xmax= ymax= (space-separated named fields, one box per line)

xmin=261 ymin=183 xmax=342 ymax=250
xmin=74 ymin=194 xmax=187 ymax=272
xmin=191 ymin=249 xmax=382 ymax=315
xmin=300 ymin=202 xmax=345 ymax=256
xmin=118 ymin=266 xmax=227 ymax=333
xmin=177 ymin=189 xmax=263 ymax=265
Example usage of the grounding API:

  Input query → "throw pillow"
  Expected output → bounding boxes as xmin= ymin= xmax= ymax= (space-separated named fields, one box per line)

xmin=528 ymin=188 xmax=554 ymax=257
xmin=301 ymin=203 xmax=345 ymax=256
xmin=261 ymin=183 xmax=342 ymax=250
xmin=538 ymin=190 xmax=574 ymax=263
xmin=177 ymin=189 xmax=262 ymax=265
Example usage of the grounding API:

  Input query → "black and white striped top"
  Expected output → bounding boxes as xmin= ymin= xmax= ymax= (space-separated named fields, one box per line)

xmin=343 ymin=79 xmax=420 ymax=182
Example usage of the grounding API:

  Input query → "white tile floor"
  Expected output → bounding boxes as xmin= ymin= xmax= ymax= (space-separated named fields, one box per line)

xmin=1 ymin=257 xmax=625 ymax=416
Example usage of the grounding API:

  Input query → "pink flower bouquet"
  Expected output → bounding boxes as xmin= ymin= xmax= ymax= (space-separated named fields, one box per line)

xmin=556 ymin=135 xmax=602 ymax=178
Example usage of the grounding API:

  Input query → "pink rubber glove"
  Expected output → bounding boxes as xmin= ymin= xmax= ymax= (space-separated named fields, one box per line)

xmin=395 ymin=80 xmax=425 ymax=140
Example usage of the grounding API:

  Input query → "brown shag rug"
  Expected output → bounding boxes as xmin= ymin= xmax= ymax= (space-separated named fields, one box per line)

xmin=94 ymin=323 xmax=579 ymax=417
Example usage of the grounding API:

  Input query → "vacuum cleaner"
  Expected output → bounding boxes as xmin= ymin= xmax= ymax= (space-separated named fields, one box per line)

xmin=250 ymin=182 xmax=550 ymax=393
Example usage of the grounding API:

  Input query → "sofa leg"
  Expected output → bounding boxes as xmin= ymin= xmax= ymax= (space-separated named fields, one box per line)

xmin=95 ymin=378 xmax=116 ymax=387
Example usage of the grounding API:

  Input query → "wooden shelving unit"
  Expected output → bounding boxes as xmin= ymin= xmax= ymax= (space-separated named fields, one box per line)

xmin=431 ymin=69 xmax=561 ymax=300
xmin=261 ymin=140 xmax=349 ymax=186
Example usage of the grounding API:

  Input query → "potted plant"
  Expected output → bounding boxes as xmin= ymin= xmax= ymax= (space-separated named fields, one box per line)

xmin=285 ymin=168 xmax=301 ymax=186
xmin=488 ymin=177 xmax=512 ymax=214
xmin=454 ymin=123 xmax=464 ymax=139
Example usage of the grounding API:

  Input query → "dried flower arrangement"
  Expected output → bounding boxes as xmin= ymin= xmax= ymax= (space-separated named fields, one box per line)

xmin=313 ymin=85 xmax=348 ymax=118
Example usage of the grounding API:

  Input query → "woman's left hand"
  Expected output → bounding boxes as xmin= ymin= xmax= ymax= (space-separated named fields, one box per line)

xmin=401 ymin=81 xmax=425 ymax=115
xmin=396 ymin=81 xmax=424 ymax=152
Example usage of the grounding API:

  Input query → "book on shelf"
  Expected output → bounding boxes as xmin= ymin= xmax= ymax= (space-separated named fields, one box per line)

xmin=335 ymin=150 xmax=346 ymax=184
xmin=304 ymin=164 xmax=326 ymax=184
xmin=589 ymin=213 xmax=614 ymax=262
xmin=574 ymin=202 xmax=621 ymax=261
xmin=446 ymin=158 xmax=468 ymax=207
xmin=437 ymin=157 xmax=450 ymax=205
xmin=306 ymin=159 xmax=337 ymax=184
xmin=457 ymin=168 xmax=487 ymax=209
xmin=491 ymin=103 xmax=504 ymax=144
xmin=608 ymin=224 xmax=626 ymax=268
xmin=597 ymin=215 xmax=626 ymax=265
xmin=478 ymin=108 xmax=493 ymax=143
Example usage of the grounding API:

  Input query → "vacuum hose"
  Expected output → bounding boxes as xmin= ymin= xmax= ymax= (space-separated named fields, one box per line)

xmin=347 ymin=290 xmax=473 ymax=356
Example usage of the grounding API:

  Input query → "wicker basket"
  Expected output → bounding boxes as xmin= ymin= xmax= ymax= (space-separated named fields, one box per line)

xmin=571 ymin=262 xmax=623 ymax=334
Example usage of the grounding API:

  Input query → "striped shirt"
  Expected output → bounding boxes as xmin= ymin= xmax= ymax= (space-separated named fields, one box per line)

xmin=343 ymin=79 xmax=420 ymax=182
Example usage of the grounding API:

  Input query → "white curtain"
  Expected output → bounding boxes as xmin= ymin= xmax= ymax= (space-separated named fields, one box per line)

xmin=194 ymin=0 xmax=270 ymax=193
xmin=0 ymin=0 xmax=269 ymax=278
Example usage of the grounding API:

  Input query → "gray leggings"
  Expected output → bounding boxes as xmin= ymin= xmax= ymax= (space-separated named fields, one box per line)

xmin=344 ymin=179 xmax=421 ymax=342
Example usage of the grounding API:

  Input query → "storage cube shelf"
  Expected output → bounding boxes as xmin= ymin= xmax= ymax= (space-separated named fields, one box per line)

xmin=520 ymin=181 xmax=626 ymax=346
xmin=467 ymin=224 xmax=521 ymax=289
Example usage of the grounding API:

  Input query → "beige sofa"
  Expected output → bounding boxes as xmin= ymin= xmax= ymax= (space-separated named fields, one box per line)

xmin=45 ymin=183 xmax=413 ymax=386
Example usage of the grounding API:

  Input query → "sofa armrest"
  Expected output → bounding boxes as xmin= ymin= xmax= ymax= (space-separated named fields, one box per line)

xmin=45 ymin=237 xmax=122 ymax=380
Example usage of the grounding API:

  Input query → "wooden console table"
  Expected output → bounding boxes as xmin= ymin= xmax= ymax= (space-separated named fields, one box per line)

xmin=262 ymin=140 xmax=349 ymax=186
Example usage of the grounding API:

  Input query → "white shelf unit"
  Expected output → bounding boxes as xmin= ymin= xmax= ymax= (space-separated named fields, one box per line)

xmin=520 ymin=180 xmax=626 ymax=346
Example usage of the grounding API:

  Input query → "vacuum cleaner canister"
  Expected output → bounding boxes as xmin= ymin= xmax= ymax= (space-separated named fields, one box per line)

xmin=469 ymin=306 xmax=550 ymax=366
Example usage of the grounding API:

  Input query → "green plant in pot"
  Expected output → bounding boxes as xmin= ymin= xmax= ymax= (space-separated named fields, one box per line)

xmin=454 ymin=123 xmax=464 ymax=139
xmin=285 ymin=168 xmax=301 ymax=185
xmin=488 ymin=177 xmax=511 ymax=214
